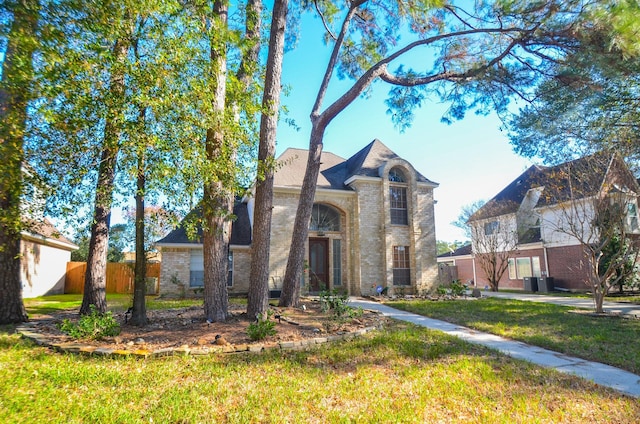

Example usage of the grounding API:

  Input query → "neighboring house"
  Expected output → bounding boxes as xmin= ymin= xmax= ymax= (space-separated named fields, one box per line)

xmin=18 ymin=165 xmax=78 ymax=298
xmin=20 ymin=218 xmax=78 ymax=298
xmin=449 ymin=152 xmax=640 ymax=292
xmin=157 ymin=139 xmax=440 ymax=297
xmin=436 ymin=244 xmax=474 ymax=285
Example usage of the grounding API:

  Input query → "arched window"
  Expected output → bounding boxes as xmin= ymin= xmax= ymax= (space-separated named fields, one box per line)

xmin=389 ymin=168 xmax=406 ymax=183
xmin=310 ymin=204 xmax=341 ymax=232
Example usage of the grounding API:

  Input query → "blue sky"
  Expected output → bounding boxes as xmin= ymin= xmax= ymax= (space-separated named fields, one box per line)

xmin=274 ymin=13 xmax=534 ymax=242
xmin=42 ymin=9 xmax=535 ymax=243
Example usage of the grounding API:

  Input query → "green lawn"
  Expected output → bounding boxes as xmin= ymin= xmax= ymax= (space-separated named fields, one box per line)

xmin=388 ymin=297 xmax=640 ymax=374
xmin=1 ymin=320 xmax=639 ymax=423
xmin=1 ymin=294 xmax=639 ymax=422
xmin=23 ymin=294 xmax=213 ymax=315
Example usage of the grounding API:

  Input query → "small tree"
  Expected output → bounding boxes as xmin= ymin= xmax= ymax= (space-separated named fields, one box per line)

xmin=470 ymin=216 xmax=518 ymax=292
xmin=557 ymin=193 xmax=640 ymax=313
xmin=547 ymin=153 xmax=640 ymax=313
xmin=452 ymin=200 xmax=486 ymax=240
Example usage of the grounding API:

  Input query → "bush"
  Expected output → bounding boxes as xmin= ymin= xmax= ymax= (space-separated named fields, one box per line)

xmin=450 ymin=280 xmax=467 ymax=297
xmin=320 ymin=289 xmax=362 ymax=319
xmin=246 ymin=314 xmax=277 ymax=341
xmin=58 ymin=305 xmax=121 ymax=340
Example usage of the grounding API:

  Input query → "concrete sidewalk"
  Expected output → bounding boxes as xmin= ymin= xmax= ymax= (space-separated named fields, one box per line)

xmin=481 ymin=291 xmax=640 ymax=317
xmin=349 ymin=298 xmax=640 ymax=399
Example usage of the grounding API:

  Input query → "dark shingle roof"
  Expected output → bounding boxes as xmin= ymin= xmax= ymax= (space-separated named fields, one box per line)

xmin=437 ymin=244 xmax=472 ymax=258
xmin=156 ymin=201 xmax=251 ymax=246
xmin=278 ymin=139 xmax=437 ymax=190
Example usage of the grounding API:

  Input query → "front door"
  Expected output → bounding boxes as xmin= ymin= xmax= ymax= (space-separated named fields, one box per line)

xmin=309 ymin=238 xmax=329 ymax=292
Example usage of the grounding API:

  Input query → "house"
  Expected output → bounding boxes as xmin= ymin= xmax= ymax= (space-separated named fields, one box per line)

xmin=20 ymin=218 xmax=78 ymax=298
xmin=450 ymin=152 xmax=640 ymax=292
xmin=157 ymin=139 xmax=440 ymax=297
xmin=18 ymin=166 xmax=78 ymax=298
xmin=436 ymin=244 xmax=474 ymax=285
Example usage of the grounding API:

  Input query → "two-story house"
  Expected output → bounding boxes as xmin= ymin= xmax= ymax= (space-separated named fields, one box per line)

xmin=444 ymin=152 xmax=640 ymax=292
xmin=157 ymin=139 xmax=440 ymax=297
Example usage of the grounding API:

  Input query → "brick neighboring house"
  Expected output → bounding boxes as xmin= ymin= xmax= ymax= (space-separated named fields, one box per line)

xmin=437 ymin=244 xmax=474 ymax=285
xmin=446 ymin=152 xmax=640 ymax=292
xmin=156 ymin=139 xmax=440 ymax=297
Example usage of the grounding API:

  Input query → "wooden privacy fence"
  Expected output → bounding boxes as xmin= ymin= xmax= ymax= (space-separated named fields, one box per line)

xmin=65 ymin=262 xmax=161 ymax=294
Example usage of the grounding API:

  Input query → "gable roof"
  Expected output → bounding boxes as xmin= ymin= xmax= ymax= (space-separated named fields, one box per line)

xmin=273 ymin=148 xmax=346 ymax=189
xmin=21 ymin=218 xmax=78 ymax=251
xmin=437 ymin=243 xmax=472 ymax=258
xmin=275 ymin=139 xmax=437 ymax=190
xmin=156 ymin=200 xmax=252 ymax=246
xmin=470 ymin=151 xmax=638 ymax=221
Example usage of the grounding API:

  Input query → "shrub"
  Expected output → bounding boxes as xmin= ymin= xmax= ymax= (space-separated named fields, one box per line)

xmin=246 ymin=314 xmax=277 ymax=341
xmin=320 ymin=289 xmax=363 ymax=319
xmin=450 ymin=280 xmax=467 ymax=297
xmin=58 ymin=305 xmax=121 ymax=340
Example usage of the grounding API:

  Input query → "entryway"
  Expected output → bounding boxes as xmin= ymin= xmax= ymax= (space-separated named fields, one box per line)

xmin=309 ymin=237 xmax=329 ymax=292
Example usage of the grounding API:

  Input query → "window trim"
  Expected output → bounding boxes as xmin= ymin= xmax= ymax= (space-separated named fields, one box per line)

xmin=627 ymin=201 xmax=639 ymax=232
xmin=392 ymin=245 xmax=411 ymax=286
xmin=310 ymin=203 xmax=341 ymax=232
xmin=332 ymin=239 xmax=342 ymax=287
xmin=390 ymin=186 xmax=408 ymax=225
xmin=484 ymin=220 xmax=499 ymax=236
xmin=508 ymin=256 xmax=542 ymax=279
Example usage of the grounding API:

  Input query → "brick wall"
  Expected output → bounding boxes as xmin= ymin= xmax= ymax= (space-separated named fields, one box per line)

xmin=229 ymin=247 xmax=251 ymax=294
xmin=159 ymin=247 xmax=191 ymax=297
xmin=350 ymin=180 xmax=386 ymax=295
xmin=546 ymin=244 xmax=589 ymax=291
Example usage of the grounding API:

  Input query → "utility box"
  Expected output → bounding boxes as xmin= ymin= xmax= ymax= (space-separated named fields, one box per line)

xmin=523 ymin=277 xmax=538 ymax=292
xmin=538 ymin=277 xmax=555 ymax=293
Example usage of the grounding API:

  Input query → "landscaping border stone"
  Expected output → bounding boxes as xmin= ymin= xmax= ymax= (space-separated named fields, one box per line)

xmin=15 ymin=319 xmax=384 ymax=358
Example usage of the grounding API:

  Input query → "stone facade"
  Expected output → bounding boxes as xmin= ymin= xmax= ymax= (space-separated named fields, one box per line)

xmin=158 ymin=140 xmax=440 ymax=297
xmin=158 ymin=247 xmax=191 ymax=297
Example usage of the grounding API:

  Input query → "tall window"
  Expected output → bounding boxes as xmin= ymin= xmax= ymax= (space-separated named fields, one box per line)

xmin=390 ymin=187 xmax=408 ymax=225
xmin=389 ymin=168 xmax=408 ymax=225
xmin=392 ymin=246 xmax=411 ymax=286
xmin=227 ymin=252 xmax=233 ymax=287
xmin=190 ymin=250 xmax=204 ymax=287
xmin=332 ymin=239 xmax=342 ymax=286
xmin=627 ymin=202 xmax=639 ymax=232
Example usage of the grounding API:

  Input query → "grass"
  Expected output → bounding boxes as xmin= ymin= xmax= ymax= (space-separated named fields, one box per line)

xmin=1 ymin=320 xmax=639 ymax=423
xmin=23 ymin=294 xmax=210 ymax=316
xmin=388 ymin=297 xmax=640 ymax=374
xmin=497 ymin=289 xmax=640 ymax=304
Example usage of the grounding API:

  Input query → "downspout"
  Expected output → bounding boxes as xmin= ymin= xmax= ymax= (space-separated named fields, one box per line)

xmin=472 ymin=254 xmax=477 ymax=288
xmin=543 ymin=245 xmax=550 ymax=277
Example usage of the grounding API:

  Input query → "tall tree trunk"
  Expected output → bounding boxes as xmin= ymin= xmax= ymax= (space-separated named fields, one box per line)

xmin=0 ymin=0 xmax=39 ymax=324
xmin=80 ymin=37 xmax=128 ymax=315
xmin=129 ymin=150 xmax=148 ymax=326
xmin=279 ymin=4 xmax=362 ymax=307
xmin=202 ymin=1 xmax=231 ymax=322
xmin=246 ymin=0 xmax=287 ymax=319
xmin=280 ymin=126 xmax=325 ymax=307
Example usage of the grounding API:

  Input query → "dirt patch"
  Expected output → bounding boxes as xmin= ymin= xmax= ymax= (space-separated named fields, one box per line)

xmin=27 ymin=299 xmax=385 ymax=352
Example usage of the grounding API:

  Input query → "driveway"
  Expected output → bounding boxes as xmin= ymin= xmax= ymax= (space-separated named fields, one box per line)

xmin=481 ymin=291 xmax=640 ymax=317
